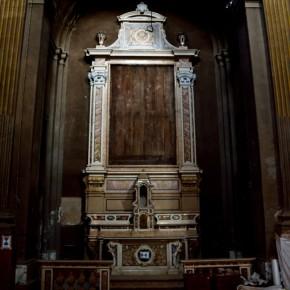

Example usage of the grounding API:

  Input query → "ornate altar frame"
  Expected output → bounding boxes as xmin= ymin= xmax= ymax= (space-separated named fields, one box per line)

xmin=84 ymin=2 xmax=201 ymax=275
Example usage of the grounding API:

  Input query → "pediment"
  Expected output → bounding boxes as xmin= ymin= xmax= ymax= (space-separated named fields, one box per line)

xmin=85 ymin=2 xmax=199 ymax=59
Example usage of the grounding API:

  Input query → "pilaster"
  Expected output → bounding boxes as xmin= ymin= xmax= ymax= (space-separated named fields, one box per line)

xmin=262 ymin=0 xmax=290 ymax=235
xmin=0 ymin=1 xmax=27 ymax=289
xmin=244 ymin=0 xmax=280 ymax=256
xmin=9 ymin=0 xmax=49 ymax=288
xmin=214 ymin=48 xmax=237 ymax=252
xmin=10 ymin=0 xmax=49 ymax=263
xmin=42 ymin=47 xmax=69 ymax=260
xmin=0 ymin=0 xmax=26 ymax=209
xmin=176 ymin=63 xmax=198 ymax=171
xmin=87 ymin=61 xmax=108 ymax=172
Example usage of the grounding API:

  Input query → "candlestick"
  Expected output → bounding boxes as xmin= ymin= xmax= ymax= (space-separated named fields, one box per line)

xmin=271 ymin=259 xmax=281 ymax=286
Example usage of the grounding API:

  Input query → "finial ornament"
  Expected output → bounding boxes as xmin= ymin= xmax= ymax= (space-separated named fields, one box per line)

xmin=136 ymin=2 xmax=149 ymax=14
xmin=177 ymin=32 xmax=187 ymax=47
xmin=96 ymin=32 xmax=106 ymax=46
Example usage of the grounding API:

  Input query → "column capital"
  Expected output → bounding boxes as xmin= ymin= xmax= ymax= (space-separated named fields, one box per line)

xmin=215 ymin=49 xmax=230 ymax=66
xmin=176 ymin=67 xmax=196 ymax=87
xmin=59 ymin=51 xmax=68 ymax=65
xmin=88 ymin=66 xmax=108 ymax=87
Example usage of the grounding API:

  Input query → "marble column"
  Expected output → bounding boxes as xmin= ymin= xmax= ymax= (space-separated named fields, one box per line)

xmin=262 ymin=0 xmax=290 ymax=234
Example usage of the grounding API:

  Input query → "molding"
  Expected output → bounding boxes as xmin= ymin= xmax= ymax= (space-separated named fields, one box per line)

xmin=28 ymin=0 xmax=45 ymax=4
xmin=85 ymin=48 xmax=199 ymax=60
xmin=245 ymin=1 xmax=262 ymax=8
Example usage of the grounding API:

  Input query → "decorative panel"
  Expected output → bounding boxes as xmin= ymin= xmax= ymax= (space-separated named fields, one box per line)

xmin=40 ymin=261 xmax=111 ymax=290
xmin=122 ymin=242 xmax=167 ymax=266
xmin=153 ymin=199 xmax=180 ymax=210
xmin=106 ymin=199 xmax=133 ymax=211
xmin=106 ymin=179 xmax=136 ymax=192
xmin=150 ymin=179 xmax=179 ymax=192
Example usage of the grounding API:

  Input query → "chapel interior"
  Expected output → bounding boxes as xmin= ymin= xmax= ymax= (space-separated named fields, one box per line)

xmin=0 ymin=0 xmax=289 ymax=289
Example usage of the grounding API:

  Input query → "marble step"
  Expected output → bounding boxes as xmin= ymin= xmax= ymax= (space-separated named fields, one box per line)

xmin=111 ymin=274 xmax=184 ymax=290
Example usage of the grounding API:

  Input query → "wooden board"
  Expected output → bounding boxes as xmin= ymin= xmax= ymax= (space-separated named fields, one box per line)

xmin=109 ymin=65 xmax=176 ymax=165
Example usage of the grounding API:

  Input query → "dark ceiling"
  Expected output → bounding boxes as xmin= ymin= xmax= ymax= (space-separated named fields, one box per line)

xmin=50 ymin=0 xmax=244 ymax=14
xmin=48 ymin=0 xmax=246 ymax=34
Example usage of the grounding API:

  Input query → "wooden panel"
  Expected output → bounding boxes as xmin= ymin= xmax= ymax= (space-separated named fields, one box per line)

xmin=109 ymin=65 xmax=176 ymax=165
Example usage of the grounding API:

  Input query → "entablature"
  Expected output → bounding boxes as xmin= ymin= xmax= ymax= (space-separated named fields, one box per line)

xmin=85 ymin=48 xmax=200 ymax=63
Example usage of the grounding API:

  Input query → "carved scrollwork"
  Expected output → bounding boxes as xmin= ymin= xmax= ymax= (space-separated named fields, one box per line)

xmin=171 ymin=241 xmax=182 ymax=267
xmin=129 ymin=29 xmax=154 ymax=46
xmin=107 ymin=241 xmax=119 ymax=266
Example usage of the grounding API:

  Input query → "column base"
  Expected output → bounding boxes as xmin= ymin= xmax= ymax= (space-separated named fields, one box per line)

xmin=15 ymin=259 xmax=38 ymax=290
xmin=0 ymin=213 xmax=15 ymax=290
xmin=276 ymin=210 xmax=290 ymax=236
